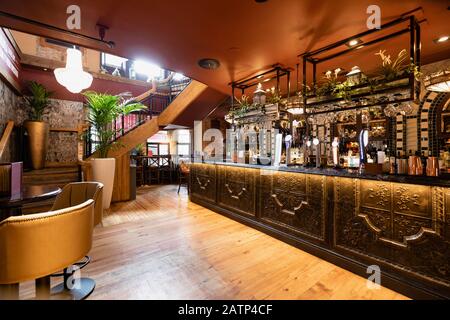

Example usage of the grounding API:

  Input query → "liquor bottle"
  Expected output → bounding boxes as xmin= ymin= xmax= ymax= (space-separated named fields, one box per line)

xmin=421 ymin=151 xmax=427 ymax=176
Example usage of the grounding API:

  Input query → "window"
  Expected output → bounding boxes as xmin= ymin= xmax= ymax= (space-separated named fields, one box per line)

xmin=101 ymin=53 xmax=128 ymax=68
xmin=134 ymin=60 xmax=165 ymax=80
xmin=177 ymin=144 xmax=190 ymax=156
xmin=176 ymin=130 xmax=191 ymax=156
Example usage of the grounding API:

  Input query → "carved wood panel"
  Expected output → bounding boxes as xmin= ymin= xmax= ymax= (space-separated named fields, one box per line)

xmin=190 ymin=163 xmax=217 ymax=204
xmin=334 ymin=177 xmax=450 ymax=287
xmin=217 ymin=166 xmax=257 ymax=217
xmin=259 ymin=171 xmax=326 ymax=242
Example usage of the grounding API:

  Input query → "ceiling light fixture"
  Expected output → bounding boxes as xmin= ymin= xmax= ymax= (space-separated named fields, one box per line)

xmin=424 ymin=70 xmax=450 ymax=92
xmin=54 ymin=48 xmax=93 ymax=93
xmin=346 ymin=38 xmax=363 ymax=47
xmin=434 ymin=35 xmax=449 ymax=43
xmin=257 ymin=75 xmax=264 ymax=79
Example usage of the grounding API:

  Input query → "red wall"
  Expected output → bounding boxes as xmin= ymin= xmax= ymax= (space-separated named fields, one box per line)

xmin=20 ymin=66 xmax=150 ymax=101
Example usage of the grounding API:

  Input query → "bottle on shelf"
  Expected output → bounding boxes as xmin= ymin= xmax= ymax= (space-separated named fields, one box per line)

xmin=421 ymin=151 xmax=427 ymax=176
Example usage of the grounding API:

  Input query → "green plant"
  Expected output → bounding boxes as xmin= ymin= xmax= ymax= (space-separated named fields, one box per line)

xmin=316 ymin=68 xmax=341 ymax=98
xmin=267 ymin=87 xmax=283 ymax=105
xmin=24 ymin=81 xmax=53 ymax=121
xmin=83 ymin=91 xmax=145 ymax=158
xmin=333 ymin=80 xmax=353 ymax=101
xmin=375 ymin=49 xmax=409 ymax=81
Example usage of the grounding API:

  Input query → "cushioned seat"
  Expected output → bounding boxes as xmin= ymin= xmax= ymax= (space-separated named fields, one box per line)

xmin=0 ymin=200 xmax=95 ymax=300
xmin=51 ymin=182 xmax=103 ymax=226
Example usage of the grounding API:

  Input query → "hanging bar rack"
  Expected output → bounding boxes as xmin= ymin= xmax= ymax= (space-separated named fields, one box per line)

xmin=298 ymin=8 xmax=425 ymax=115
xmin=229 ymin=64 xmax=292 ymax=107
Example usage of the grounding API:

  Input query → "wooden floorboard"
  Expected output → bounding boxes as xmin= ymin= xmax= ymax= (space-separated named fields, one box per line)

xmin=18 ymin=184 xmax=408 ymax=300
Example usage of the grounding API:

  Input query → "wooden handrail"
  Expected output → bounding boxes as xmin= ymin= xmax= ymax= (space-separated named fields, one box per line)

xmin=0 ymin=121 xmax=14 ymax=160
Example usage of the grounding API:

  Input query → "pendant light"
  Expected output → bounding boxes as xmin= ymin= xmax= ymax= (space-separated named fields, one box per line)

xmin=54 ymin=47 xmax=93 ymax=93
xmin=286 ymin=63 xmax=305 ymax=115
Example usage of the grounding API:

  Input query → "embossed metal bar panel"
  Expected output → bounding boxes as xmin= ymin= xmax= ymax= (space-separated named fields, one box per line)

xmin=190 ymin=163 xmax=450 ymax=298
xmin=334 ymin=177 xmax=450 ymax=294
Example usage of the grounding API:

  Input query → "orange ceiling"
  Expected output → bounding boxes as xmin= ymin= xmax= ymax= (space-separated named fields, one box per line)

xmin=0 ymin=0 xmax=449 ymax=96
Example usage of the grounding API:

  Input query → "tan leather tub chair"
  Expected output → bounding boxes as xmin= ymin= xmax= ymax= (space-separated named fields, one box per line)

xmin=0 ymin=200 xmax=95 ymax=300
xmin=51 ymin=182 xmax=104 ymax=226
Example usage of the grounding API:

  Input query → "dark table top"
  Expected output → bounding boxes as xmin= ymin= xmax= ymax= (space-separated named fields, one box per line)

xmin=0 ymin=185 xmax=62 ymax=208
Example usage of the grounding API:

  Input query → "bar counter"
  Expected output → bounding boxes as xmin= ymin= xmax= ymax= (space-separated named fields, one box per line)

xmin=190 ymin=161 xmax=450 ymax=299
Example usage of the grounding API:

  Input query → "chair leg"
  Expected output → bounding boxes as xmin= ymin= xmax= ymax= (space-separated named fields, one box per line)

xmin=0 ymin=283 xmax=19 ymax=300
xmin=178 ymin=176 xmax=181 ymax=194
xmin=35 ymin=276 xmax=51 ymax=300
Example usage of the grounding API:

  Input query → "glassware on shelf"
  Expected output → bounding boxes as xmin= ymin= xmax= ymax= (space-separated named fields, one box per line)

xmin=361 ymin=109 xmax=370 ymax=123
xmin=398 ymin=102 xmax=414 ymax=116
xmin=393 ymin=92 xmax=403 ymax=101
xmin=384 ymin=104 xmax=397 ymax=117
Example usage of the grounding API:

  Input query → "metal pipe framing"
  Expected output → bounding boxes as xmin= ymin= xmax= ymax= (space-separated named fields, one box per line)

xmin=230 ymin=65 xmax=291 ymax=87
xmin=315 ymin=28 xmax=411 ymax=63
xmin=0 ymin=10 xmax=115 ymax=48
xmin=409 ymin=15 xmax=415 ymax=101
xmin=287 ymin=70 xmax=291 ymax=99
xmin=298 ymin=7 xmax=422 ymax=58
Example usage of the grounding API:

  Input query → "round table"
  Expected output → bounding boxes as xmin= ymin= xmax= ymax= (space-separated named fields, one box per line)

xmin=0 ymin=185 xmax=62 ymax=221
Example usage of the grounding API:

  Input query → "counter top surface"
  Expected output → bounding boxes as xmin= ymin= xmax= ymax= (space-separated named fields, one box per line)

xmin=198 ymin=161 xmax=450 ymax=187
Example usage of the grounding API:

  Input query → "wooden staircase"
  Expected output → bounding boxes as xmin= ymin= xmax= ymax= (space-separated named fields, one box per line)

xmin=85 ymin=80 xmax=208 ymax=202
xmin=23 ymin=166 xmax=80 ymax=188
xmin=108 ymin=79 xmax=208 ymax=158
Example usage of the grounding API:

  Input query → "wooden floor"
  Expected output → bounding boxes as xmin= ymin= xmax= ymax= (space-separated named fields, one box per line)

xmin=19 ymin=184 xmax=408 ymax=300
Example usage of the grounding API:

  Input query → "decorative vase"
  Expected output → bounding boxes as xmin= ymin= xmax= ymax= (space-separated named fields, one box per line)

xmin=91 ymin=158 xmax=115 ymax=209
xmin=23 ymin=120 xmax=49 ymax=170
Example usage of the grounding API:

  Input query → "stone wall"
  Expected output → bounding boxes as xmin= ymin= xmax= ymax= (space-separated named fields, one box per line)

xmin=0 ymin=80 xmax=24 ymax=162
xmin=43 ymin=99 xmax=85 ymax=164
xmin=1 ymin=77 xmax=85 ymax=165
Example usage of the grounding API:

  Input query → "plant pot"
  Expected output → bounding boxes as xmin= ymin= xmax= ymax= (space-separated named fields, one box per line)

xmin=23 ymin=120 xmax=49 ymax=170
xmin=91 ymin=158 xmax=115 ymax=209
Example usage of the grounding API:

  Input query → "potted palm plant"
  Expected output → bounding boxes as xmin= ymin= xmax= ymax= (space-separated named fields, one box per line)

xmin=23 ymin=81 xmax=53 ymax=170
xmin=83 ymin=91 xmax=145 ymax=209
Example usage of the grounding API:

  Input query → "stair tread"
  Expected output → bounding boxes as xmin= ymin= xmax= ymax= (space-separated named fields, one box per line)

xmin=23 ymin=166 xmax=79 ymax=176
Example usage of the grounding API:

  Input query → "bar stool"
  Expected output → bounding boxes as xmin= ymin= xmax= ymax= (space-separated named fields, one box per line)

xmin=178 ymin=161 xmax=190 ymax=194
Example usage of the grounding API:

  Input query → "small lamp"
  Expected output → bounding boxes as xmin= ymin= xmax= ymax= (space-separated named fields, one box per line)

xmin=253 ymin=83 xmax=266 ymax=105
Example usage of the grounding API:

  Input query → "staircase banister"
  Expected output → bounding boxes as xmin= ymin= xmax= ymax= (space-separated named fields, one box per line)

xmin=0 ymin=121 xmax=15 ymax=160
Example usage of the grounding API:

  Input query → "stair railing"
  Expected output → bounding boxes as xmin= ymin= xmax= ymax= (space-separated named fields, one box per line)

xmin=83 ymin=77 xmax=191 ymax=158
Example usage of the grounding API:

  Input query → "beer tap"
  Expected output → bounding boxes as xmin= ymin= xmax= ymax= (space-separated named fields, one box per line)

xmin=358 ymin=129 xmax=369 ymax=174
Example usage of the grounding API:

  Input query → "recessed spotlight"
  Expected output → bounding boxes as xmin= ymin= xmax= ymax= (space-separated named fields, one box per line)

xmin=434 ymin=35 xmax=449 ymax=43
xmin=198 ymin=58 xmax=220 ymax=70
xmin=346 ymin=38 xmax=363 ymax=47
xmin=263 ymin=78 xmax=271 ymax=82
xmin=257 ymin=75 xmax=264 ymax=79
